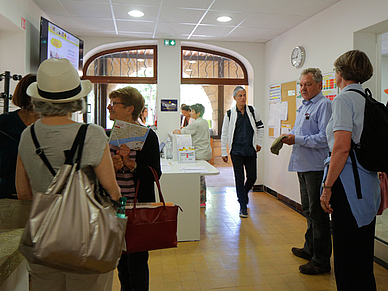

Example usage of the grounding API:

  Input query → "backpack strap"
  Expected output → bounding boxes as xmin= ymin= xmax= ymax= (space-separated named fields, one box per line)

xmin=227 ymin=105 xmax=256 ymax=121
xmin=30 ymin=124 xmax=56 ymax=176
xmin=344 ymin=88 xmax=367 ymax=200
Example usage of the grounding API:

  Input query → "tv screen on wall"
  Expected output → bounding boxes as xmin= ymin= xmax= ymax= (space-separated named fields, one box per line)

xmin=39 ymin=17 xmax=84 ymax=72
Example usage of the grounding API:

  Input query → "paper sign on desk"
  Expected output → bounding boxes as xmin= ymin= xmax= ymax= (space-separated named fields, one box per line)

xmin=176 ymin=134 xmax=195 ymax=163
xmin=179 ymin=166 xmax=208 ymax=173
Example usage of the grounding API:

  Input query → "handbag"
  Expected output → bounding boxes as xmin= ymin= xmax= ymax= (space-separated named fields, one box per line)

xmin=124 ymin=166 xmax=182 ymax=253
xmin=20 ymin=124 xmax=127 ymax=274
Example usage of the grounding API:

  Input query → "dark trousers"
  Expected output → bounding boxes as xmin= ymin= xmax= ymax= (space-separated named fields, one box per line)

xmin=117 ymin=252 xmax=149 ymax=291
xmin=297 ymin=171 xmax=332 ymax=267
xmin=331 ymin=178 xmax=376 ymax=291
xmin=231 ymin=153 xmax=257 ymax=209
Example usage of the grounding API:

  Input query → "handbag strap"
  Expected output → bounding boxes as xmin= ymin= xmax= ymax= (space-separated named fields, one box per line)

xmin=30 ymin=123 xmax=56 ymax=176
xmin=133 ymin=166 xmax=164 ymax=209
xmin=30 ymin=123 xmax=89 ymax=176
xmin=64 ymin=124 xmax=89 ymax=171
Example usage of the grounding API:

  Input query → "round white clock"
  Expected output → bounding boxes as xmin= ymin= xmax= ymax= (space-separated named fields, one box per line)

xmin=291 ymin=46 xmax=306 ymax=68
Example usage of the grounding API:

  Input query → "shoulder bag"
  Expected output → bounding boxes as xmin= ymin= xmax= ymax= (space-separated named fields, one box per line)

xmin=20 ymin=124 xmax=127 ymax=274
xmin=124 ymin=166 xmax=182 ymax=253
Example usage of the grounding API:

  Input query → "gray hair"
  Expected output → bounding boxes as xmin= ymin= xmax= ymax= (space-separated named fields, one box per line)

xmin=32 ymin=98 xmax=85 ymax=116
xmin=233 ymin=86 xmax=246 ymax=97
xmin=300 ymin=68 xmax=322 ymax=83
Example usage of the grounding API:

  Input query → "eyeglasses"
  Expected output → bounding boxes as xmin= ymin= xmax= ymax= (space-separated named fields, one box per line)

xmin=109 ymin=101 xmax=126 ymax=107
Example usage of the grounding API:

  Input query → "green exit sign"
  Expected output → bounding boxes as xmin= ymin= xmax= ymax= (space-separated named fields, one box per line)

xmin=164 ymin=39 xmax=176 ymax=46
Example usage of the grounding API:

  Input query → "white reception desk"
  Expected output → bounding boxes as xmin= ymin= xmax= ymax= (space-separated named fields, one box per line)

xmin=159 ymin=159 xmax=219 ymax=241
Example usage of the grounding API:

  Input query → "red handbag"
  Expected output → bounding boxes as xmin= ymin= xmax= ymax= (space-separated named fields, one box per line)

xmin=124 ymin=167 xmax=182 ymax=253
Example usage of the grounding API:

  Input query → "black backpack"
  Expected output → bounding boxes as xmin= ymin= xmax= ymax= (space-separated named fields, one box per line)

xmin=347 ymin=88 xmax=388 ymax=199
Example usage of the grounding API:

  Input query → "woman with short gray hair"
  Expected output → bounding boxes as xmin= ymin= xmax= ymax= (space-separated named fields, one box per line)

xmin=16 ymin=58 xmax=121 ymax=291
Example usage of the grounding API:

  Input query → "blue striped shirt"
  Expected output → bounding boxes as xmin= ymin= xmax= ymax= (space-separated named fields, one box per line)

xmin=288 ymin=92 xmax=332 ymax=172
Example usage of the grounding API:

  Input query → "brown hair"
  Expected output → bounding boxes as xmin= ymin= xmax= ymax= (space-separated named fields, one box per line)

xmin=12 ymin=74 xmax=37 ymax=110
xmin=109 ymin=86 xmax=145 ymax=120
xmin=334 ymin=50 xmax=373 ymax=84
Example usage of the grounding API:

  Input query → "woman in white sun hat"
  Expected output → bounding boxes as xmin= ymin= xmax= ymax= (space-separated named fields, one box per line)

xmin=16 ymin=58 xmax=121 ymax=291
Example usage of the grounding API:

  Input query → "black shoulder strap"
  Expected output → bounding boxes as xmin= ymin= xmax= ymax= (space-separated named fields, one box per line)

xmin=64 ymin=124 xmax=89 ymax=171
xmin=31 ymin=124 xmax=89 ymax=176
xmin=248 ymin=105 xmax=256 ymax=121
xmin=30 ymin=124 xmax=56 ymax=176
xmin=345 ymin=88 xmax=367 ymax=200
xmin=227 ymin=109 xmax=231 ymax=120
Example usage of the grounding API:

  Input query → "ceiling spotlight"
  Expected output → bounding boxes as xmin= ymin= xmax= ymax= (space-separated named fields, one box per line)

xmin=217 ymin=16 xmax=232 ymax=22
xmin=188 ymin=60 xmax=196 ymax=64
xmin=128 ymin=10 xmax=144 ymax=17
xmin=137 ymin=59 xmax=145 ymax=62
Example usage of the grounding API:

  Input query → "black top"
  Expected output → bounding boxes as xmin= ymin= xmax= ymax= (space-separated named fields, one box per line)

xmin=0 ymin=110 xmax=26 ymax=199
xmin=231 ymin=106 xmax=255 ymax=156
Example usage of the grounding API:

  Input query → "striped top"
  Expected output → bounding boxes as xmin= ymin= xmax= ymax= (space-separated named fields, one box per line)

xmin=110 ymin=144 xmax=137 ymax=202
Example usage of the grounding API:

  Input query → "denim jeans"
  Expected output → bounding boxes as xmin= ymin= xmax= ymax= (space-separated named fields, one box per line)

xmin=231 ymin=153 xmax=257 ymax=210
xmin=297 ymin=171 xmax=332 ymax=267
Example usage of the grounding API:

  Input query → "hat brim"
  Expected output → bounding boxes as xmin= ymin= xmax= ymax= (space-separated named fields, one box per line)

xmin=27 ymin=80 xmax=92 ymax=103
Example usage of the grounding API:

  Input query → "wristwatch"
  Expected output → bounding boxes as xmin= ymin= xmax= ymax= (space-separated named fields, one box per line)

xmin=322 ymin=182 xmax=332 ymax=189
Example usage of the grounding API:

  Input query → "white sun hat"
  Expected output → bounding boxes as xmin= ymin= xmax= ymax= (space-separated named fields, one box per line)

xmin=27 ymin=58 xmax=92 ymax=103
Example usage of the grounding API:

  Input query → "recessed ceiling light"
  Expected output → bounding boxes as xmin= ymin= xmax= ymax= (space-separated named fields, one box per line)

xmin=217 ymin=16 xmax=232 ymax=22
xmin=137 ymin=59 xmax=145 ymax=62
xmin=186 ymin=69 xmax=193 ymax=71
xmin=188 ymin=60 xmax=196 ymax=64
xmin=128 ymin=10 xmax=144 ymax=17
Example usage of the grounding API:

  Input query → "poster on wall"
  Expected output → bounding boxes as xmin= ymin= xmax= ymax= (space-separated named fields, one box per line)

xmin=269 ymin=84 xmax=281 ymax=104
xmin=322 ymin=72 xmax=338 ymax=100
xmin=161 ymin=99 xmax=178 ymax=112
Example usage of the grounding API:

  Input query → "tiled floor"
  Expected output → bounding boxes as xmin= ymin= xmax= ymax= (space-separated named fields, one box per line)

xmin=113 ymin=186 xmax=388 ymax=291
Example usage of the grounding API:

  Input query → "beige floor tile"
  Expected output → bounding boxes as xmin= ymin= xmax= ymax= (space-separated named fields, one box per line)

xmin=111 ymin=186 xmax=388 ymax=290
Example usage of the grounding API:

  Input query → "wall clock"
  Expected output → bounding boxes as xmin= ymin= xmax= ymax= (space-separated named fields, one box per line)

xmin=291 ymin=46 xmax=306 ymax=68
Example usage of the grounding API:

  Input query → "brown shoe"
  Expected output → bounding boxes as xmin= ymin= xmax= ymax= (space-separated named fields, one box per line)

xmin=291 ymin=247 xmax=312 ymax=261
xmin=299 ymin=260 xmax=331 ymax=275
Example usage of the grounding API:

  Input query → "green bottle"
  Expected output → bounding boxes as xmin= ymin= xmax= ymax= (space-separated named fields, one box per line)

xmin=116 ymin=197 xmax=127 ymax=218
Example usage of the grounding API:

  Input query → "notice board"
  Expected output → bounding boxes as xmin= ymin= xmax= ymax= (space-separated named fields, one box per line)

xmin=268 ymin=81 xmax=297 ymax=138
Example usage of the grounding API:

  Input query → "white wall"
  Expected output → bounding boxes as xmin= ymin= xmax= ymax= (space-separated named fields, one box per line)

xmin=82 ymin=37 xmax=266 ymax=182
xmin=263 ymin=0 xmax=388 ymax=203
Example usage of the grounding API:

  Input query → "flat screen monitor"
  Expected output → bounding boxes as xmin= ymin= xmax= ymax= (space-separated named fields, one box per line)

xmin=39 ymin=17 xmax=84 ymax=72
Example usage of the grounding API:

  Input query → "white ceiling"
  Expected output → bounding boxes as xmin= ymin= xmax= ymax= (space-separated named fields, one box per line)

xmin=32 ymin=0 xmax=342 ymax=43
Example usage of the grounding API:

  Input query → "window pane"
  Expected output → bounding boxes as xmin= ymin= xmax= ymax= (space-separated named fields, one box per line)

xmin=105 ymin=83 xmax=157 ymax=129
xmin=180 ymin=84 xmax=217 ymax=136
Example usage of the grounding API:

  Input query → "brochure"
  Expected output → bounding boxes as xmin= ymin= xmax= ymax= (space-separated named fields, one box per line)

xmin=109 ymin=119 xmax=150 ymax=151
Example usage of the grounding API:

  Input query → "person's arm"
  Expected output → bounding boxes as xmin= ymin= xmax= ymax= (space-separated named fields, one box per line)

xmin=135 ymin=130 xmax=162 ymax=180
xmin=320 ymin=130 xmax=352 ymax=214
xmin=252 ymin=107 xmax=264 ymax=151
xmin=16 ymin=155 xmax=33 ymax=200
xmin=295 ymin=101 xmax=332 ymax=148
xmin=181 ymin=121 xmax=198 ymax=135
xmin=220 ymin=113 xmax=229 ymax=162
xmin=94 ymin=144 xmax=121 ymax=201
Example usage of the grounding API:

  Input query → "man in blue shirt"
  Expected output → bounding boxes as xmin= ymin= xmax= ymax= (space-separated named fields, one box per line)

xmin=281 ymin=68 xmax=332 ymax=275
xmin=221 ymin=86 xmax=264 ymax=218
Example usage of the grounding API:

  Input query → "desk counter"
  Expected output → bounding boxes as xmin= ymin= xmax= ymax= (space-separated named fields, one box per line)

xmin=159 ymin=159 xmax=219 ymax=241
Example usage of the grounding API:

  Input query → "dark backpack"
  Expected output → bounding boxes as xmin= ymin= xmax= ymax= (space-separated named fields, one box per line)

xmin=347 ymin=88 xmax=388 ymax=199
